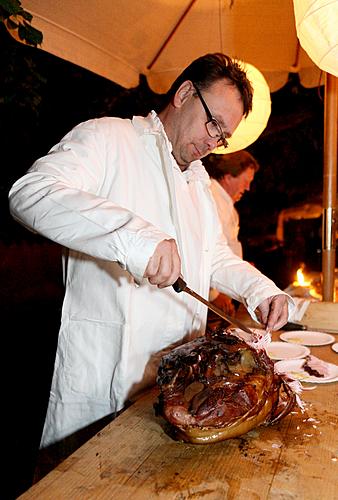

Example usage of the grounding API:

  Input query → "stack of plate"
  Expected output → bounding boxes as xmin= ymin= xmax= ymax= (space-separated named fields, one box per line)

xmin=266 ymin=341 xmax=310 ymax=361
xmin=269 ymin=329 xmax=338 ymax=383
xmin=274 ymin=358 xmax=338 ymax=383
xmin=266 ymin=330 xmax=335 ymax=361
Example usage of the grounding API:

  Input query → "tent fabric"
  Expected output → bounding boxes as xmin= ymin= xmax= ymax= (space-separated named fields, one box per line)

xmin=23 ymin=0 xmax=323 ymax=92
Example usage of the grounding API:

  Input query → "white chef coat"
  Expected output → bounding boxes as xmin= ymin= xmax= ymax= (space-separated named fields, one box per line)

xmin=9 ymin=112 xmax=292 ymax=447
xmin=210 ymin=178 xmax=243 ymax=258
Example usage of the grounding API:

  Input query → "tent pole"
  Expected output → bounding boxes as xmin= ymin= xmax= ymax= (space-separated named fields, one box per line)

xmin=147 ymin=0 xmax=197 ymax=70
xmin=322 ymin=73 xmax=338 ymax=302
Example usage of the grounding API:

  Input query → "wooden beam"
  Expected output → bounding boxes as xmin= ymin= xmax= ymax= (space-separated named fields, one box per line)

xmin=322 ymin=73 xmax=338 ymax=301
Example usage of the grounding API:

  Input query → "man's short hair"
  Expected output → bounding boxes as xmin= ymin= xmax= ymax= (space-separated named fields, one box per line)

xmin=203 ymin=151 xmax=260 ymax=180
xmin=162 ymin=53 xmax=253 ymax=118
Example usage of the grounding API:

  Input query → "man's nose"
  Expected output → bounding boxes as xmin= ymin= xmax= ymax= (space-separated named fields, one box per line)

xmin=205 ymin=136 xmax=218 ymax=152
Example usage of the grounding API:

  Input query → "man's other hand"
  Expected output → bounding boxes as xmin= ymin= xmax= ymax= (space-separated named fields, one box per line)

xmin=255 ymin=294 xmax=289 ymax=331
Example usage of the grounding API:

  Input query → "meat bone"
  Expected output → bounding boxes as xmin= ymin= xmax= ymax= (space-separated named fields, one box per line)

xmin=172 ymin=277 xmax=256 ymax=336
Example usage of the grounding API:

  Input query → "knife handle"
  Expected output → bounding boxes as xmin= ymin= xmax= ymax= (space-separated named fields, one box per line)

xmin=172 ymin=277 xmax=187 ymax=293
xmin=282 ymin=322 xmax=307 ymax=331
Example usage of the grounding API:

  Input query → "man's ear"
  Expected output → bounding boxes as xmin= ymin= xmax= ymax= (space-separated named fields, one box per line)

xmin=173 ymin=80 xmax=194 ymax=108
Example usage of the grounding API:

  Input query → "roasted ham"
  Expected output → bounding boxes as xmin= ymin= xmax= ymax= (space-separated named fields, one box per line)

xmin=155 ymin=326 xmax=296 ymax=443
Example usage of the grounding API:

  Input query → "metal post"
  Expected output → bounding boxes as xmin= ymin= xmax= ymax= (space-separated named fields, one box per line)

xmin=322 ymin=73 xmax=338 ymax=301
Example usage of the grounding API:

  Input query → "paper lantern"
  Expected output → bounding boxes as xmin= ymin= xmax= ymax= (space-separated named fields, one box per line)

xmin=215 ymin=62 xmax=271 ymax=155
xmin=293 ymin=0 xmax=338 ymax=77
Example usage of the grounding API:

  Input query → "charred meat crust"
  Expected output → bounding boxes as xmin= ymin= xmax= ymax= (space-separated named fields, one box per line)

xmin=155 ymin=327 xmax=295 ymax=442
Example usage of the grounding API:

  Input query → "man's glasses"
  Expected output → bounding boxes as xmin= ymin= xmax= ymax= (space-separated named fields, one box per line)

xmin=192 ymin=83 xmax=229 ymax=149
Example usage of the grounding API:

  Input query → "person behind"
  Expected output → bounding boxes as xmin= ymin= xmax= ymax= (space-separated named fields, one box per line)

xmin=203 ymin=150 xmax=259 ymax=322
xmin=204 ymin=150 xmax=259 ymax=258
xmin=8 ymin=53 xmax=293 ymax=452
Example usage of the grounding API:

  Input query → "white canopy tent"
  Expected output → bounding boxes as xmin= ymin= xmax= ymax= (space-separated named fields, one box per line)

xmin=22 ymin=0 xmax=323 ymax=93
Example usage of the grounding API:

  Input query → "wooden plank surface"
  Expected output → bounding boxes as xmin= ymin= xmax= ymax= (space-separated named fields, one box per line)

xmin=299 ymin=301 xmax=338 ymax=333
xmin=19 ymin=331 xmax=338 ymax=500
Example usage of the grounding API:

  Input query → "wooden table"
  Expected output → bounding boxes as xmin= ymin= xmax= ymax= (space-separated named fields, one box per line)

xmin=19 ymin=330 xmax=338 ymax=500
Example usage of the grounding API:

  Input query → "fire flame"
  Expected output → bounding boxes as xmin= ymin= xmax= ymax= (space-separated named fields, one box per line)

xmin=293 ymin=267 xmax=311 ymax=287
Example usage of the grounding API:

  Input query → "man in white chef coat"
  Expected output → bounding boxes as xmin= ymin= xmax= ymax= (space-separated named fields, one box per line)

xmin=9 ymin=53 xmax=293 ymax=451
xmin=204 ymin=150 xmax=259 ymax=320
xmin=204 ymin=150 xmax=259 ymax=258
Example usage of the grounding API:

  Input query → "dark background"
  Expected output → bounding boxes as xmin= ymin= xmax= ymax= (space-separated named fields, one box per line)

xmin=0 ymin=24 xmax=325 ymax=498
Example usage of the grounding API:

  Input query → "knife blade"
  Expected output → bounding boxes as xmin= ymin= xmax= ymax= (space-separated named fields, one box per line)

xmin=172 ymin=277 xmax=256 ymax=336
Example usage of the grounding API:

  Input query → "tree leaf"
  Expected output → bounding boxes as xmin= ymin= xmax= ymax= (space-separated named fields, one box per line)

xmin=0 ymin=0 xmax=43 ymax=47
xmin=19 ymin=22 xmax=42 ymax=46
xmin=6 ymin=17 xmax=17 ymax=29
xmin=0 ymin=0 xmax=22 ymax=16
xmin=21 ymin=9 xmax=32 ymax=22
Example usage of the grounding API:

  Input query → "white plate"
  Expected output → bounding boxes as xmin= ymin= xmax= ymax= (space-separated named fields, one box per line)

xmin=275 ymin=359 xmax=338 ymax=383
xmin=266 ymin=342 xmax=310 ymax=360
xmin=332 ymin=343 xmax=338 ymax=353
xmin=280 ymin=330 xmax=335 ymax=346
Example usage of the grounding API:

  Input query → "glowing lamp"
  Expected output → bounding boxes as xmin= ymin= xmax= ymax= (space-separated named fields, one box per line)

xmin=293 ymin=0 xmax=338 ymax=77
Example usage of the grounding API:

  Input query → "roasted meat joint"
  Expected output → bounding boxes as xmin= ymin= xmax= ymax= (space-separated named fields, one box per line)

xmin=155 ymin=328 xmax=297 ymax=444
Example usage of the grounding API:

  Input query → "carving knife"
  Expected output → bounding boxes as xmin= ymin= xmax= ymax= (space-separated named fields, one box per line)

xmin=172 ymin=277 xmax=256 ymax=336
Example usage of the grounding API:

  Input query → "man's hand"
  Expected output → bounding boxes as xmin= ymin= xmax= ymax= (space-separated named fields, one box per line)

xmin=144 ymin=239 xmax=181 ymax=288
xmin=255 ymin=294 xmax=289 ymax=331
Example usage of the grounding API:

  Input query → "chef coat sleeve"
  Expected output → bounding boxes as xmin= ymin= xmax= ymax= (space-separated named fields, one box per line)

xmin=8 ymin=118 xmax=170 ymax=284
xmin=210 ymin=223 xmax=294 ymax=320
